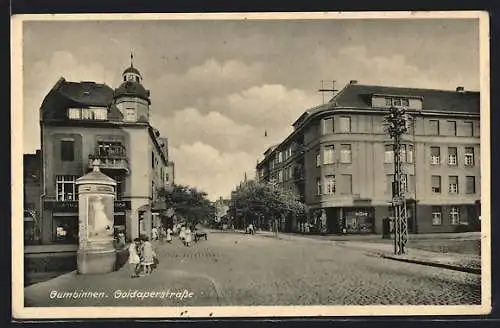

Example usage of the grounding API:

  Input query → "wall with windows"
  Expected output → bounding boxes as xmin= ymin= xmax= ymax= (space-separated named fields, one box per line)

xmin=42 ymin=126 xmax=128 ymax=199
xmin=115 ymin=96 xmax=150 ymax=122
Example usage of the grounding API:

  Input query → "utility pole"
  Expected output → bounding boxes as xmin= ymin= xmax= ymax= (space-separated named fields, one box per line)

xmin=385 ymin=106 xmax=409 ymax=255
xmin=318 ymin=80 xmax=338 ymax=104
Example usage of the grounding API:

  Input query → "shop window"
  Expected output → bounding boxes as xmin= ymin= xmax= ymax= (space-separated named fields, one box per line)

xmin=431 ymin=206 xmax=442 ymax=225
xmin=53 ymin=216 xmax=78 ymax=243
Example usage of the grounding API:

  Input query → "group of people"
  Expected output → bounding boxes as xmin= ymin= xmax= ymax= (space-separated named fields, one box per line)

xmin=151 ymin=225 xmax=173 ymax=244
xmin=175 ymin=224 xmax=194 ymax=246
xmin=127 ymin=235 xmax=158 ymax=278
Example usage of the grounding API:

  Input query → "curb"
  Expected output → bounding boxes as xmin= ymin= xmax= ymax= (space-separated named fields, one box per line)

xmin=380 ymin=254 xmax=481 ymax=275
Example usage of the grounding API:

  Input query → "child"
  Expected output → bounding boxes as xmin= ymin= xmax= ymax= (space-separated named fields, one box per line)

xmin=128 ymin=238 xmax=141 ymax=278
xmin=140 ymin=236 xmax=154 ymax=275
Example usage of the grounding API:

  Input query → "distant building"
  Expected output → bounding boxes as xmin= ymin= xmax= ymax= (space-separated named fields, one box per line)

xmin=214 ymin=196 xmax=230 ymax=222
xmin=257 ymin=81 xmax=480 ymax=234
xmin=37 ymin=57 xmax=175 ymax=245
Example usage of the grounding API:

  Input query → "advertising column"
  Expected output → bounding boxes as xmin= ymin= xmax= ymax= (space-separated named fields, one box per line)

xmin=76 ymin=160 xmax=117 ymax=274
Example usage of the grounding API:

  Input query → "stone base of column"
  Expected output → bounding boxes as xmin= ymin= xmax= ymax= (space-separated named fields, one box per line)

xmin=77 ymin=249 xmax=117 ymax=274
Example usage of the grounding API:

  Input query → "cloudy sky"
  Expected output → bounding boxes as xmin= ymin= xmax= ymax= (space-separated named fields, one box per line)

xmin=21 ymin=17 xmax=480 ymax=201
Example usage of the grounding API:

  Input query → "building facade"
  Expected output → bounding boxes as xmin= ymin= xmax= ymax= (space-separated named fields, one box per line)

xmin=256 ymin=81 xmax=481 ymax=234
xmin=38 ymin=59 xmax=174 ymax=244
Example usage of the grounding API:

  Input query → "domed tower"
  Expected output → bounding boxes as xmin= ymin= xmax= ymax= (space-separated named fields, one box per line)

xmin=114 ymin=53 xmax=151 ymax=122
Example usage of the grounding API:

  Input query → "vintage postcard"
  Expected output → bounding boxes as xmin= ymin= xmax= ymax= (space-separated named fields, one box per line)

xmin=11 ymin=11 xmax=491 ymax=319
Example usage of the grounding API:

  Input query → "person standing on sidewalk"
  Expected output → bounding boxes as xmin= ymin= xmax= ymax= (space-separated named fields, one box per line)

xmin=152 ymin=226 xmax=159 ymax=241
xmin=140 ymin=236 xmax=155 ymax=275
xmin=184 ymin=226 xmax=192 ymax=247
xmin=166 ymin=227 xmax=173 ymax=243
xmin=128 ymin=238 xmax=141 ymax=278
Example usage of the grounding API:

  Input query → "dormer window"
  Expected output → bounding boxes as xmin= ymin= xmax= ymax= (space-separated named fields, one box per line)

xmin=68 ymin=107 xmax=107 ymax=121
xmin=387 ymin=97 xmax=409 ymax=107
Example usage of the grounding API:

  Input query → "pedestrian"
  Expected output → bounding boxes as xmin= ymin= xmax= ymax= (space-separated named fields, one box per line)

xmin=152 ymin=226 xmax=159 ymax=241
xmin=166 ymin=227 xmax=173 ymax=243
xmin=179 ymin=225 xmax=186 ymax=241
xmin=128 ymin=238 xmax=141 ymax=278
xmin=184 ymin=226 xmax=192 ymax=247
xmin=140 ymin=236 xmax=155 ymax=276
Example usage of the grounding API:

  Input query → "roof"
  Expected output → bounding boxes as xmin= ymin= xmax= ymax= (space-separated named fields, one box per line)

xmin=40 ymin=78 xmax=115 ymax=120
xmin=123 ymin=66 xmax=141 ymax=76
xmin=333 ymin=84 xmax=480 ymax=114
xmin=76 ymin=168 xmax=116 ymax=185
xmin=114 ymin=81 xmax=151 ymax=104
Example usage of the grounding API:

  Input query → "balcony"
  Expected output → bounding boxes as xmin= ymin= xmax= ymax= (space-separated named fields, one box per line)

xmin=88 ymin=154 xmax=129 ymax=173
xmin=292 ymin=165 xmax=305 ymax=182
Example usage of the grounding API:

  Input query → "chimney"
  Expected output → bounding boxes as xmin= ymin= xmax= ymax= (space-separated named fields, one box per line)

xmin=456 ymin=86 xmax=465 ymax=92
xmin=349 ymin=80 xmax=358 ymax=85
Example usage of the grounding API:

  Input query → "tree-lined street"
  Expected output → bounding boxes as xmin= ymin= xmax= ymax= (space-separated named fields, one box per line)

xmin=25 ymin=231 xmax=481 ymax=307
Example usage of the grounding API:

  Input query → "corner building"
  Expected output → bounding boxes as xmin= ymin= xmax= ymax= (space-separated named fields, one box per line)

xmin=39 ymin=60 xmax=175 ymax=244
xmin=257 ymin=81 xmax=480 ymax=234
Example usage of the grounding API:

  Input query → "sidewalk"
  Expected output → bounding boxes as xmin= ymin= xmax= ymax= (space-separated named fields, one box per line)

xmin=24 ymin=263 xmax=221 ymax=307
xmin=251 ymin=230 xmax=482 ymax=275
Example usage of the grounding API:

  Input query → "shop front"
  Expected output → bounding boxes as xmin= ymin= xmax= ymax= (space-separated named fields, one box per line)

xmin=342 ymin=207 xmax=375 ymax=234
xmin=42 ymin=200 xmax=131 ymax=245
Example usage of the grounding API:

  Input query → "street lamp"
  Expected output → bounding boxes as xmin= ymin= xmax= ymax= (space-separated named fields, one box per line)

xmin=385 ymin=106 xmax=409 ymax=255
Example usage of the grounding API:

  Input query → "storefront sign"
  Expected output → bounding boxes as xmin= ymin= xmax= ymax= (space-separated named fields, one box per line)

xmin=114 ymin=200 xmax=131 ymax=211
xmin=45 ymin=200 xmax=131 ymax=213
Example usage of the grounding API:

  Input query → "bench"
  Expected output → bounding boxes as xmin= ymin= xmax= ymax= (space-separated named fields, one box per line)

xmin=194 ymin=231 xmax=208 ymax=242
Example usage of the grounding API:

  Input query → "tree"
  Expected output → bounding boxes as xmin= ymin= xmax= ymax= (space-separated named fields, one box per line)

xmin=229 ymin=180 xmax=306 ymax=231
xmin=157 ymin=184 xmax=214 ymax=228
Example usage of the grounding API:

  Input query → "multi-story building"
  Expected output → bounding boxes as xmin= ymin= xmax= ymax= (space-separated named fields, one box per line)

xmin=256 ymin=81 xmax=481 ymax=234
xmin=38 ymin=58 xmax=174 ymax=244
xmin=23 ymin=150 xmax=42 ymax=243
xmin=214 ymin=196 xmax=230 ymax=222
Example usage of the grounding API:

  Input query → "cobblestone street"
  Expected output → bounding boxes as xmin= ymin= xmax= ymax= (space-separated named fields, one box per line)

xmin=25 ymin=231 xmax=481 ymax=307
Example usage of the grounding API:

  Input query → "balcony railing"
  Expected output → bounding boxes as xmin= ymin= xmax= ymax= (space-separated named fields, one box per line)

xmin=88 ymin=154 xmax=129 ymax=173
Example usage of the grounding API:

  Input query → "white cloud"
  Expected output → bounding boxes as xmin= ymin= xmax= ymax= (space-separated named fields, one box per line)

xmin=23 ymin=51 xmax=118 ymax=153
xmin=170 ymin=142 xmax=256 ymax=201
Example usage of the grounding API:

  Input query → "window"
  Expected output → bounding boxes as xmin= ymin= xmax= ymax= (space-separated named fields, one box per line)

xmin=60 ymin=140 xmax=75 ymax=162
xmin=448 ymin=176 xmax=459 ymax=194
xmin=384 ymin=145 xmax=394 ymax=163
xmin=430 ymin=146 xmax=440 ymax=165
xmin=325 ymin=175 xmax=336 ymax=194
xmin=449 ymin=207 xmax=461 ymax=225
xmin=340 ymin=144 xmax=352 ymax=163
xmin=431 ymin=206 xmax=442 ymax=225
xmin=323 ymin=118 xmax=334 ymax=134
xmin=68 ymin=108 xmax=81 ymax=119
xmin=431 ymin=175 xmax=441 ymax=193
xmin=323 ymin=145 xmax=335 ymax=165
xmin=316 ymin=152 xmax=321 ymax=167
xmin=448 ymin=147 xmax=458 ymax=166
xmin=447 ymin=120 xmax=457 ymax=136
xmin=400 ymin=145 xmax=407 ymax=162
xmin=409 ymin=175 xmax=416 ymax=193
xmin=464 ymin=122 xmax=474 ymax=137
xmin=407 ymin=145 xmax=414 ymax=163
xmin=400 ymin=174 xmax=408 ymax=192
xmin=339 ymin=116 xmax=351 ymax=133
xmin=278 ymin=170 xmax=283 ymax=182
xmin=124 ymin=108 xmax=136 ymax=122
xmin=152 ymin=152 xmax=155 ymax=169
xmin=342 ymin=174 xmax=352 ymax=195
xmin=387 ymin=97 xmax=410 ymax=107
xmin=465 ymin=147 xmax=475 ymax=166
xmin=278 ymin=152 xmax=283 ymax=163
xmin=429 ymin=120 xmax=440 ymax=136
xmin=466 ymin=176 xmax=476 ymax=194
xmin=316 ymin=178 xmax=322 ymax=195
xmin=386 ymin=174 xmax=394 ymax=195
xmin=93 ymin=108 xmax=107 ymax=120
xmin=56 ymin=175 xmax=78 ymax=201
